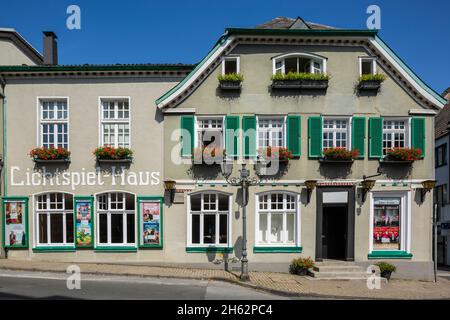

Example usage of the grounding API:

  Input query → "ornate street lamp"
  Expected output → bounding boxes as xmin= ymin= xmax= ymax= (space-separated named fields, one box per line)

xmin=163 ymin=178 xmax=176 ymax=204
xmin=224 ymin=163 xmax=260 ymax=281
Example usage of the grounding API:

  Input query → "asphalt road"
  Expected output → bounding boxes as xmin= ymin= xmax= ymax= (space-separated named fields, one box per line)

xmin=0 ymin=270 xmax=288 ymax=300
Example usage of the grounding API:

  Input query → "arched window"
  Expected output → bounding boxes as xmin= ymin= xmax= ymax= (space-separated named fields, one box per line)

xmin=97 ymin=192 xmax=135 ymax=246
xmin=256 ymin=192 xmax=300 ymax=246
xmin=35 ymin=192 xmax=74 ymax=246
xmin=188 ymin=192 xmax=232 ymax=247
xmin=272 ymin=53 xmax=327 ymax=75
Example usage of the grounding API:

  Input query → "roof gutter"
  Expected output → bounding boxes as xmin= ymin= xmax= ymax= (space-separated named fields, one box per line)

xmin=225 ymin=28 xmax=378 ymax=37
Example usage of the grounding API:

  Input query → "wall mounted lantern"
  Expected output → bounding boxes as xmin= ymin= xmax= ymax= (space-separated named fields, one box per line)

xmin=420 ymin=180 xmax=436 ymax=203
xmin=360 ymin=179 xmax=376 ymax=203
xmin=304 ymin=180 xmax=317 ymax=204
xmin=163 ymin=178 xmax=176 ymax=203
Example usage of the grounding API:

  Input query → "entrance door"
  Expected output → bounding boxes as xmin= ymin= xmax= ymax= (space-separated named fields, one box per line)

xmin=322 ymin=205 xmax=347 ymax=260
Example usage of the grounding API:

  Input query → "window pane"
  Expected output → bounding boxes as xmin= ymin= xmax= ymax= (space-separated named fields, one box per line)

xmin=219 ymin=214 xmax=228 ymax=244
xmin=203 ymin=215 xmax=216 ymax=244
xmin=284 ymin=57 xmax=297 ymax=73
xmin=66 ymin=213 xmax=74 ymax=243
xmin=111 ymin=214 xmax=124 ymax=243
xmin=218 ymin=194 xmax=229 ymax=211
xmin=270 ymin=214 xmax=283 ymax=243
xmin=191 ymin=194 xmax=201 ymax=211
xmin=259 ymin=213 xmax=268 ymax=243
xmin=50 ymin=213 xmax=64 ymax=243
xmin=298 ymin=58 xmax=310 ymax=73
xmin=99 ymin=214 xmax=108 ymax=243
xmin=224 ymin=59 xmax=237 ymax=74
xmin=39 ymin=214 xmax=48 ymax=244
xmin=286 ymin=213 xmax=295 ymax=243
xmin=373 ymin=199 xmax=400 ymax=250
xmin=361 ymin=60 xmax=373 ymax=75
xmin=191 ymin=214 xmax=200 ymax=244
xmin=126 ymin=214 xmax=135 ymax=243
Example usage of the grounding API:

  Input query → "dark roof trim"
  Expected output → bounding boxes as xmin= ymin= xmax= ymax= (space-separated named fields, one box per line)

xmin=0 ymin=64 xmax=196 ymax=73
xmin=225 ymin=28 xmax=378 ymax=37
xmin=0 ymin=29 xmax=43 ymax=65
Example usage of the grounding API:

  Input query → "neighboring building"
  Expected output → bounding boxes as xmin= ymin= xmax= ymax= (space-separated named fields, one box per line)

xmin=0 ymin=17 xmax=446 ymax=280
xmin=434 ymin=87 xmax=450 ymax=266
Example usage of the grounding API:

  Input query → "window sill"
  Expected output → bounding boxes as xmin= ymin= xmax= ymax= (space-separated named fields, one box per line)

xmin=253 ymin=246 xmax=302 ymax=253
xmin=186 ymin=247 xmax=233 ymax=253
xmin=96 ymin=158 xmax=133 ymax=164
xmin=95 ymin=246 xmax=137 ymax=252
xmin=33 ymin=246 xmax=76 ymax=252
xmin=33 ymin=159 xmax=71 ymax=164
xmin=368 ymin=250 xmax=413 ymax=259
xmin=319 ymin=158 xmax=354 ymax=164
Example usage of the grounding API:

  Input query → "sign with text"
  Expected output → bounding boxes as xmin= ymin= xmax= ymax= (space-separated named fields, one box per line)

xmin=75 ymin=198 xmax=94 ymax=248
xmin=139 ymin=198 xmax=163 ymax=248
xmin=3 ymin=198 xmax=28 ymax=248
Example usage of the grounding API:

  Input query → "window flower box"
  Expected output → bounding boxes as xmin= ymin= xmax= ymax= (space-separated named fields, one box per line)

xmin=94 ymin=146 xmax=133 ymax=163
xmin=320 ymin=147 xmax=358 ymax=163
xmin=382 ymin=148 xmax=422 ymax=163
xmin=357 ymin=73 xmax=386 ymax=91
xmin=258 ymin=146 xmax=293 ymax=163
xmin=271 ymin=72 xmax=330 ymax=90
xmin=218 ymin=73 xmax=243 ymax=90
xmin=29 ymin=147 xmax=71 ymax=163
xmin=192 ymin=146 xmax=226 ymax=165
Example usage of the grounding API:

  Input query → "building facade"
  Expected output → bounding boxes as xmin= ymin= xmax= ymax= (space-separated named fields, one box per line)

xmin=0 ymin=18 xmax=446 ymax=280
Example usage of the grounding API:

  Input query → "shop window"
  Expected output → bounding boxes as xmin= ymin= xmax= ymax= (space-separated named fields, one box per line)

xmin=39 ymin=99 xmax=68 ymax=149
xmin=322 ymin=118 xmax=350 ymax=150
xmin=96 ymin=192 xmax=135 ymax=246
xmin=382 ymin=119 xmax=409 ymax=155
xmin=188 ymin=192 xmax=231 ymax=247
xmin=435 ymin=144 xmax=447 ymax=167
xmin=195 ymin=117 xmax=224 ymax=148
xmin=256 ymin=192 xmax=299 ymax=246
xmin=100 ymin=99 xmax=130 ymax=148
xmin=257 ymin=117 xmax=285 ymax=149
xmin=35 ymin=193 xmax=74 ymax=246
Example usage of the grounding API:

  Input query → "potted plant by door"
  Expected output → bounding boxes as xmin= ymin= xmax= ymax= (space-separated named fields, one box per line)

xmin=357 ymin=73 xmax=387 ymax=90
xmin=375 ymin=261 xmax=396 ymax=281
xmin=289 ymin=257 xmax=315 ymax=276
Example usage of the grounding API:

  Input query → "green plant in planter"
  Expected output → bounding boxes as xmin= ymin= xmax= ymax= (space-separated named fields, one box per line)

xmin=94 ymin=146 xmax=133 ymax=160
xmin=358 ymin=73 xmax=387 ymax=82
xmin=218 ymin=73 xmax=244 ymax=82
xmin=289 ymin=257 xmax=315 ymax=276
xmin=271 ymin=72 xmax=330 ymax=81
xmin=375 ymin=261 xmax=397 ymax=280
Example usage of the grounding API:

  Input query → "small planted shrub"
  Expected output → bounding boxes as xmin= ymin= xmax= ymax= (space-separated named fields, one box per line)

xmin=271 ymin=72 xmax=330 ymax=81
xmin=192 ymin=146 xmax=226 ymax=164
xmin=258 ymin=146 xmax=293 ymax=162
xmin=358 ymin=73 xmax=387 ymax=83
xmin=375 ymin=261 xmax=397 ymax=280
xmin=94 ymin=146 xmax=133 ymax=160
xmin=322 ymin=147 xmax=359 ymax=161
xmin=289 ymin=257 xmax=315 ymax=276
xmin=29 ymin=147 xmax=71 ymax=161
xmin=218 ymin=73 xmax=244 ymax=82
xmin=385 ymin=148 xmax=422 ymax=161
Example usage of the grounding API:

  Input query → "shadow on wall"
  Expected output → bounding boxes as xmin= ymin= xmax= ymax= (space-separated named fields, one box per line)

xmin=215 ymin=87 xmax=241 ymax=100
xmin=378 ymin=162 xmax=412 ymax=180
xmin=187 ymin=164 xmax=223 ymax=180
xmin=319 ymin=162 xmax=352 ymax=179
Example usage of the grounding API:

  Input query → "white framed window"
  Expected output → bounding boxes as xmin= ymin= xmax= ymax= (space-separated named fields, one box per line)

xmin=322 ymin=118 xmax=351 ymax=150
xmin=359 ymin=57 xmax=377 ymax=76
xmin=273 ymin=53 xmax=326 ymax=75
xmin=100 ymin=98 xmax=130 ymax=148
xmin=38 ymin=99 xmax=69 ymax=149
xmin=188 ymin=192 xmax=232 ymax=247
xmin=222 ymin=56 xmax=240 ymax=75
xmin=195 ymin=117 xmax=224 ymax=148
xmin=370 ymin=191 xmax=411 ymax=253
xmin=382 ymin=119 xmax=409 ymax=155
xmin=35 ymin=193 xmax=74 ymax=246
xmin=255 ymin=192 xmax=300 ymax=246
xmin=96 ymin=192 xmax=136 ymax=246
xmin=257 ymin=117 xmax=285 ymax=149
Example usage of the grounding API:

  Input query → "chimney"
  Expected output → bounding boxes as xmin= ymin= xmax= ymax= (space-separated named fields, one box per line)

xmin=43 ymin=31 xmax=58 ymax=65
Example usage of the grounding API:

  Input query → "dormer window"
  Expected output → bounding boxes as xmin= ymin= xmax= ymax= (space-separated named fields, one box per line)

xmin=272 ymin=53 xmax=327 ymax=75
xmin=222 ymin=56 xmax=240 ymax=75
xmin=360 ymin=57 xmax=377 ymax=76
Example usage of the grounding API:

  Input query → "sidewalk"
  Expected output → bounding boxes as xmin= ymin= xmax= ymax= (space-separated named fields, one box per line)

xmin=0 ymin=259 xmax=449 ymax=299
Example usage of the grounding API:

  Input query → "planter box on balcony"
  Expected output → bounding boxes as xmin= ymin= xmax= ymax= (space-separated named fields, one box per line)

xmin=358 ymin=80 xmax=381 ymax=91
xmin=97 ymin=158 xmax=133 ymax=164
xmin=33 ymin=158 xmax=71 ymax=164
xmin=319 ymin=158 xmax=354 ymax=163
xmin=271 ymin=79 xmax=328 ymax=90
xmin=300 ymin=80 xmax=329 ymax=89
xmin=380 ymin=158 xmax=415 ymax=164
xmin=219 ymin=80 xmax=242 ymax=90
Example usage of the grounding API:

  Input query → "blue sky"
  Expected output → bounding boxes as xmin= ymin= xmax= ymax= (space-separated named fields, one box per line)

xmin=1 ymin=0 xmax=449 ymax=93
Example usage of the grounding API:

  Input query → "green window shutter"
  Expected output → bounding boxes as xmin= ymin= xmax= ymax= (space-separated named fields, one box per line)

xmin=180 ymin=115 xmax=194 ymax=157
xmin=308 ymin=116 xmax=322 ymax=158
xmin=242 ymin=115 xmax=256 ymax=158
xmin=369 ymin=117 xmax=383 ymax=159
xmin=352 ymin=117 xmax=366 ymax=159
xmin=287 ymin=115 xmax=301 ymax=157
xmin=411 ymin=117 xmax=426 ymax=158
xmin=225 ymin=115 xmax=240 ymax=157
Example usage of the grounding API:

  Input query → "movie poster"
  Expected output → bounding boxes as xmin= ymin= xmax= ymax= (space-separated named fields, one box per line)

xmin=141 ymin=201 xmax=161 ymax=246
xmin=4 ymin=201 xmax=27 ymax=247
xmin=373 ymin=198 xmax=401 ymax=250
xmin=75 ymin=200 xmax=93 ymax=247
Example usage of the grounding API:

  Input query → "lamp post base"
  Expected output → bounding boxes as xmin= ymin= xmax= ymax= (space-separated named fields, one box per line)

xmin=240 ymin=274 xmax=250 ymax=282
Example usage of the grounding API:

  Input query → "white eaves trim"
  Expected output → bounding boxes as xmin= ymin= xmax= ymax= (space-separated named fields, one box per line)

xmin=162 ymin=108 xmax=196 ymax=114
xmin=408 ymin=109 xmax=437 ymax=115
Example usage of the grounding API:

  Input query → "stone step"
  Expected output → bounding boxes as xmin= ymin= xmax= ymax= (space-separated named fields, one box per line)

xmin=313 ymin=265 xmax=365 ymax=273
xmin=309 ymin=270 xmax=371 ymax=279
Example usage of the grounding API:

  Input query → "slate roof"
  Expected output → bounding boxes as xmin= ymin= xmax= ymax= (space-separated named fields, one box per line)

xmin=435 ymin=88 xmax=450 ymax=139
xmin=256 ymin=17 xmax=336 ymax=30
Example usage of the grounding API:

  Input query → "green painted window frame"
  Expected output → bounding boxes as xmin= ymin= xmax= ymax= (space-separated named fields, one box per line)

xmin=253 ymin=246 xmax=302 ymax=253
xmin=94 ymin=246 xmax=138 ymax=252
xmin=369 ymin=117 xmax=383 ymax=159
xmin=242 ymin=115 xmax=257 ymax=158
xmin=308 ymin=116 xmax=322 ymax=158
xmin=74 ymin=196 xmax=95 ymax=249
xmin=2 ymin=197 xmax=29 ymax=249
xmin=368 ymin=250 xmax=413 ymax=259
xmin=180 ymin=115 xmax=195 ymax=157
xmin=411 ymin=117 xmax=426 ymax=158
xmin=225 ymin=115 xmax=240 ymax=158
xmin=186 ymin=246 xmax=233 ymax=253
xmin=33 ymin=246 xmax=76 ymax=253
xmin=352 ymin=117 xmax=366 ymax=159
xmin=286 ymin=115 xmax=301 ymax=157
xmin=137 ymin=196 xmax=164 ymax=249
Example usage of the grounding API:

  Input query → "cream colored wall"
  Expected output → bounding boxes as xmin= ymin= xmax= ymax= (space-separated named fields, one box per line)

xmin=0 ymin=39 xmax=37 ymax=65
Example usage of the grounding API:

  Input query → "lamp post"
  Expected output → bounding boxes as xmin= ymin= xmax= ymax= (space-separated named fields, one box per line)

xmin=224 ymin=163 xmax=259 ymax=281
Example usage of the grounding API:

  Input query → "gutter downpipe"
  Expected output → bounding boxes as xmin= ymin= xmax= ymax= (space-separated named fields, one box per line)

xmin=434 ymin=203 xmax=438 ymax=282
xmin=0 ymin=76 xmax=5 ymax=259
